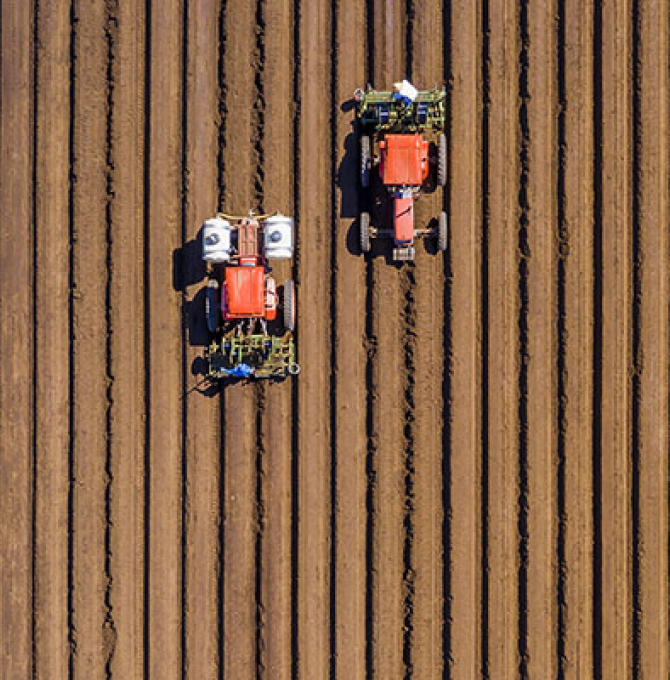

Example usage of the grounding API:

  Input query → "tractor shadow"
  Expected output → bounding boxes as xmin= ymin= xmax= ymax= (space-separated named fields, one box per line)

xmin=173 ymin=227 xmax=223 ymax=398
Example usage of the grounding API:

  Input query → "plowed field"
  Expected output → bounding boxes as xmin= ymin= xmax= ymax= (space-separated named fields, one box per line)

xmin=1 ymin=1 xmax=668 ymax=678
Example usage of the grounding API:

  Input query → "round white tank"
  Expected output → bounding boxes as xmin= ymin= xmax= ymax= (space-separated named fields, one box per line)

xmin=263 ymin=215 xmax=294 ymax=260
xmin=202 ymin=217 xmax=232 ymax=263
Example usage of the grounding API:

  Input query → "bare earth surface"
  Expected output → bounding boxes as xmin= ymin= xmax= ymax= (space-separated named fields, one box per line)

xmin=0 ymin=1 xmax=668 ymax=678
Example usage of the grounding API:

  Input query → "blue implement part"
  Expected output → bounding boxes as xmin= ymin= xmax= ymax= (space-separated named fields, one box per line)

xmin=223 ymin=363 xmax=255 ymax=378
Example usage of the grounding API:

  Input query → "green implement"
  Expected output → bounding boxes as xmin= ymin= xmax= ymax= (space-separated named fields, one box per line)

xmin=206 ymin=333 xmax=299 ymax=380
xmin=354 ymin=86 xmax=446 ymax=133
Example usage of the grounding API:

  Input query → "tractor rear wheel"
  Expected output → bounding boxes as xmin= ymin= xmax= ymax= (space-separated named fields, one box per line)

xmin=360 ymin=136 xmax=371 ymax=188
xmin=437 ymin=133 xmax=447 ymax=187
xmin=360 ymin=212 xmax=371 ymax=253
xmin=437 ymin=211 xmax=448 ymax=252
xmin=283 ymin=279 xmax=296 ymax=332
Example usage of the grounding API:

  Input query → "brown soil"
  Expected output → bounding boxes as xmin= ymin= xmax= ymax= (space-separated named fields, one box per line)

xmin=0 ymin=1 xmax=668 ymax=678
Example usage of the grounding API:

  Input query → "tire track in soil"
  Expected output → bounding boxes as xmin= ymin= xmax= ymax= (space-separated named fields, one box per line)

xmin=0 ymin=2 xmax=33 ymax=677
xmin=145 ymin=0 xmax=184 ymax=676
xmin=483 ymin=0 xmax=520 ymax=675
xmin=182 ymin=0 xmax=221 ymax=676
xmin=107 ymin=1 xmax=146 ymax=675
xmin=408 ymin=2 xmax=445 ymax=677
xmin=33 ymin=0 xmax=71 ymax=676
xmin=597 ymin=1 xmax=633 ymax=676
xmin=331 ymin=1 xmax=367 ymax=678
xmin=524 ymin=1 xmax=558 ymax=675
xmin=259 ymin=0 xmax=294 ymax=676
xmin=217 ymin=1 xmax=259 ymax=675
xmin=295 ymin=0 xmax=333 ymax=676
xmin=562 ymin=0 xmax=595 ymax=675
xmin=447 ymin=0 xmax=482 ymax=674
xmin=367 ymin=2 xmax=407 ymax=677
xmin=70 ymin=1 xmax=111 ymax=674
xmin=637 ymin=2 xmax=669 ymax=675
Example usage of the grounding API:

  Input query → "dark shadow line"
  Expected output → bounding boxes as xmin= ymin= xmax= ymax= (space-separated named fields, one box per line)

xmin=591 ymin=0 xmax=604 ymax=675
xmin=481 ymin=0 xmax=491 ymax=675
xmin=142 ymin=0 xmax=152 ymax=677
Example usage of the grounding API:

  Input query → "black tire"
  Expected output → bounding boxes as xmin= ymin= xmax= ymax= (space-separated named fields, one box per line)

xmin=360 ymin=136 xmax=371 ymax=188
xmin=437 ymin=133 xmax=447 ymax=187
xmin=283 ymin=279 xmax=296 ymax=332
xmin=437 ymin=211 xmax=448 ymax=252
xmin=360 ymin=212 xmax=371 ymax=253
xmin=205 ymin=279 xmax=220 ymax=334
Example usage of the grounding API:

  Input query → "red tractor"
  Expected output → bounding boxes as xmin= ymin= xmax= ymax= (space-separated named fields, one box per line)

xmin=202 ymin=212 xmax=298 ymax=379
xmin=354 ymin=84 xmax=448 ymax=261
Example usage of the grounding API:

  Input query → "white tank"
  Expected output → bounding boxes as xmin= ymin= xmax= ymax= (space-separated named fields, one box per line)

xmin=263 ymin=215 xmax=294 ymax=260
xmin=202 ymin=217 xmax=232 ymax=263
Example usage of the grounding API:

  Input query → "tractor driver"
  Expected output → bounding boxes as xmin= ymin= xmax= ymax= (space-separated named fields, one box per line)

xmin=392 ymin=79 xmax=418 ymax=108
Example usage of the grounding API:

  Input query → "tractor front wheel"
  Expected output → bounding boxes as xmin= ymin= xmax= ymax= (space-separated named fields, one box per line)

xmin=437 ymin=133 xmax=447 ymax=187
xmin=437 ymin=211 xmax=448 ymax=252
xmin=360 ymin=212 xmax=371 ymax=253
xmin=360 ymin=136 xmax=371 ymax=188
xmin=283 ymin=279 xmax=296 ymax=332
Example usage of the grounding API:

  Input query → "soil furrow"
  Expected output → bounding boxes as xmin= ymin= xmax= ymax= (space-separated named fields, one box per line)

xmin=103 ymin=5 xmax=118 ymax=674
xmin=598 ymin=1 xmax=633 ymax=676
xmin=447 ymin=0 xmax=482 ymax=674
xmin=145 ymin=0 xmax=184 ymax=676
xmin=70 ymin=1 xmax=111 ymax=674
xmin=483 ymin=0 xmax=520 ymax=675
xmin=562 ymin=1 xmax=595 ymax=676
xmin=32 ymin=0 xmax=70 ymax=676
xmin=218 ymin=1 xmax=258 ymax=675
xmin=252 ymin=10 xmax=267 ymax=675
xmin=330 ymin=2 xmax=369 ymax=678
xmin=637 ymin=1 xmax=669 ymax=675
xmin=295 ymin=1 xmax=334 ymax=676
xmin=182 ymin=0 xmax=221 ymax=675
xmin=481 ymin=8 xmax=490 ymax=674
xmin=631 ymin=4 xmax=642 ymax=672
xmin=255 ymin=384 xmax=267 ymax=678
xmin=408 ymin=2 xmax=445 ymax=677
xmin=400 ymin=11 xmax=417 ymax=675
xmin=257 ymin=0 xmax=294 ymax=676
xmin=592 ymin=1 xmax=604 ymax=672
xmin=556 ymin=0 xmax=568 ymax=670
xmin=107 ymin=0 xmax=146 ymax=675
xmin=290 ymin=2 xmax=301 ymax=675
xmin=364 ymin=5 xmax=377 ymax=679
xmin=525 ymin=1 xmax=558 ymax=675
xmin=67 ymin=4 xmax=77 ymax=673
xmin=367 ymin=1 xmax=408 ymax=676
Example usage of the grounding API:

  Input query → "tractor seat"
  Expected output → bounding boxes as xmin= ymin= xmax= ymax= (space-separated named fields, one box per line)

xmin=237 ymin=220 xmax=259 ymax=258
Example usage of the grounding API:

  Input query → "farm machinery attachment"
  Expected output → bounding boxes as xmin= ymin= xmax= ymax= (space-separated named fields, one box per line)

xmin=354 ymin=83 xmax=448 ymax=262
xmin=201 ymin=212 xmax=299 ymax=380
